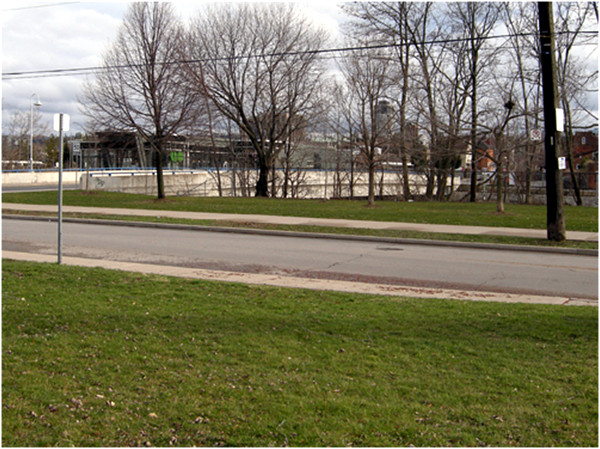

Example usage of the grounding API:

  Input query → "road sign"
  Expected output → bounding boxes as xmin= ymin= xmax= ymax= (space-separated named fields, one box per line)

xmin=53 ymin=113 xmax=70 ymax=132
xmin=72 ymin=140 xmax=81 ymax=156
xmin=530 ymin=129 xmax=542 ymax=141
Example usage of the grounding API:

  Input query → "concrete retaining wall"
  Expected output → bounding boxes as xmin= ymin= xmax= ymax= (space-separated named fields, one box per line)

xmin=79 ymin=169 xmax=460 ymax=199
xmin=6 ymin=169 xmax=593 ymax=205
xmin=2 ymin=170 xmax=83 ymax=186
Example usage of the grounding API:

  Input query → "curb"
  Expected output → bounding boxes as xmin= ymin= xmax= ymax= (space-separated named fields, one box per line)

xmin=4 ymin=214 xmax=597 ymax=257
xmin=4 ymin=250 xmax=595 ymax=306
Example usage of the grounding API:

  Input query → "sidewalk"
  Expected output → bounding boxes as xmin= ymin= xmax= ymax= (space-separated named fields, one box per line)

xmin=3 ymin=203 xmax=597 ymax=305
xmin=4 ymin=250 xmax=595 ymax=306
xmin=3 ymin=202 xmax=598 ymax=242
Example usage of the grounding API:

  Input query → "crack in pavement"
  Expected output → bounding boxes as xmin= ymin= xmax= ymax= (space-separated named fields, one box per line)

xmin=325 ymin=253 xmax=364 ymax=270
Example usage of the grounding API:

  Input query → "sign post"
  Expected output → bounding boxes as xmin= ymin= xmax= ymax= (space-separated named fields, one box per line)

xmin=54 ymin=113 xmax=70 ymax=264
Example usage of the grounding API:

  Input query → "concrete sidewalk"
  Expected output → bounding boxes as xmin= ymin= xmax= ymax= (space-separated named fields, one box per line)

xmin=3 ymin=202 xmax=598 ymax=242
xmin=4 ymin=250 xmax=595 ymax=306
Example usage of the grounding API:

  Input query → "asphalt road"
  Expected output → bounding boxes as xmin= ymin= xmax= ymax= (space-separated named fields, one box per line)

xmin=2 ymin=184 xmax=80 ymax=193
xmin=2 ymin=217 xmax=597 ymax=299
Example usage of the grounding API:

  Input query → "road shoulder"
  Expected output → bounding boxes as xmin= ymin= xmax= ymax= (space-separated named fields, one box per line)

xmin=3 ymin=250 xmax=595 ymax=306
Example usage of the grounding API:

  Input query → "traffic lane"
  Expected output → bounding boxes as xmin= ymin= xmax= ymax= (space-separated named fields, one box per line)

xmin=2 ymin=184 xmax=79 ymax=193
xmin=2 ymin=218 xmax=598 ymax=299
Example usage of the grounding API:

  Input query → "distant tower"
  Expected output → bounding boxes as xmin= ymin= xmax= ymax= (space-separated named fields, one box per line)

xmin=375 ymin=100 xmax=392 ymax=135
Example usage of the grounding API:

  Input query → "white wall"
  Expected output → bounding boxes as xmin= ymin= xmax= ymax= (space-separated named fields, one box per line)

xmin=79 ymin=169 xmax=459 ymax=199
xmin=2 ymin=170 xmax=83 ymax=186
xmin=2 ymin=168 xmax=461 ymax=199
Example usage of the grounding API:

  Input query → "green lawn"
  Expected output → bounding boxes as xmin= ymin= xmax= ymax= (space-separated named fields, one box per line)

xmin=2 ymin=190 xmax=598 ymax=231
xmin=3 ymin=260 xmax=597 ymax=447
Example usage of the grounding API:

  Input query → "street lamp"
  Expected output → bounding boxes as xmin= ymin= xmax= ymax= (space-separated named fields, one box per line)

xmin=29 ymin=93 xmax=42 ymax=171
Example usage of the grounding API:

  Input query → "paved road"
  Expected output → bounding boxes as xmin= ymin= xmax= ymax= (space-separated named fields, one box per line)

xmin=3 ymin=217 xmax=597 ymax=299
xmin=2 ymin=184 xmax=80 ymax=193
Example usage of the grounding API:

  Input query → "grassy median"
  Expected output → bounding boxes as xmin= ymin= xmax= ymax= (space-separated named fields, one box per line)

xmin=3 ymin=191 xmax=598 ymax=249
xmin=3 ymin=190 xmax=598 ymax=231
xmin=3 ymin=259 xmax=597 ymax=447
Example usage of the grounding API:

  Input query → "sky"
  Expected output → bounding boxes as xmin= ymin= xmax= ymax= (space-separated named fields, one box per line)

xmin=1 ymin=1 xmax=344 ymax=135
xmin=2 ymin=1 xmax=597 ymax=137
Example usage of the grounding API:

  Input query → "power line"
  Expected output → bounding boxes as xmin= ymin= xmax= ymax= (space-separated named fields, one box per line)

xmin=3 ymin=30 xmax=597 ymax=81
xmin=2 ymin=2 xmax=79 ymax=12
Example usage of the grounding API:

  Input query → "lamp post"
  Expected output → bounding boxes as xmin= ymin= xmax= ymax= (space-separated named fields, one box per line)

xmin=29 ymin=93 xmax=42 ymax=171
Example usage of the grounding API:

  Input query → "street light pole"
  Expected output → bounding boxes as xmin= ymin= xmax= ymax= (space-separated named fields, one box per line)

xmin=29 ymin=93 xmax=42 ymax=171
xmin=53 ymin=113 xmax=70 ymax=264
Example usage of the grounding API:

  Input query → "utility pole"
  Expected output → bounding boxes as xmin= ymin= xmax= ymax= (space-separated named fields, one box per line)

xmin=538 ymin=2 xmax=566 ymax=241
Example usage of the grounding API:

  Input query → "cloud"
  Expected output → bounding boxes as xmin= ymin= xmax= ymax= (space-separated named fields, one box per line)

xmin=2 ymin=2 xmax=127 ymax=134
xmin=3 ymin=1 xmax=345 ymax=135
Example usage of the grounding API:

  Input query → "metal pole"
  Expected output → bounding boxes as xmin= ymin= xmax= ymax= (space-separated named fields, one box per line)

xmin=29 ymin=100 xmax=34 ymax=171
xmin=58 ymin=114 xmax=64 ymax=264
xmin=29 ymin=94 xmax=41 ymax=171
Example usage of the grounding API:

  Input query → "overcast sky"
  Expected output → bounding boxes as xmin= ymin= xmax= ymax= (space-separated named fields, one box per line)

xmin=3 ymin=1 xmax=597 ymax=137
xmin=1 ymin=1 xmax=344 ymax=135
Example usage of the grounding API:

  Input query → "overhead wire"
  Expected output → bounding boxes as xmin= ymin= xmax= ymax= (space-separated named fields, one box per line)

xmin=2 ymin=30 xmax=597 ymax=81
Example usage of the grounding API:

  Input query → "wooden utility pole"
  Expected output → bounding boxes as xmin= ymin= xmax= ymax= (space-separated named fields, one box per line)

xmin=538 ymin=2 xmax=566 ymax=241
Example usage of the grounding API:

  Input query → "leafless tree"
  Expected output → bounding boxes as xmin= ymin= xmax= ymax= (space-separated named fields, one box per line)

xmin=81 ymin=2 xmax=203 ymax=199
xmin=339 ymin=40 xmax=397 ymax=206
xmin=326 ymin=79 xmax=361 ymax=199
xmin=447 ymin=2 xmax=501 ymax=202
xmin=409 ymin=3 xmax=470 ymax=200
xmin=186 ymin=3 xmax=328 ymax=198
xmin=341 ymin=2 xmax=417 ymax=200
xmin=555 ymin=1 xmax=598 ymax=206
xmin=502 ymin=1 xmax=545 ymax=205
xmin=499 ymin=2 xmax=597 ymax=206
xmin=3 ymin=109 xmax=48 ymax=164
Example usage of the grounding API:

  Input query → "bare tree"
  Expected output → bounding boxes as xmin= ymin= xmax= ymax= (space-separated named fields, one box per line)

xmin=341 ymin=2 xmax=417 ymax=200
xmin=81 ymin=2 xmax=202 ymax=199
xmin=502 ymin=1 xmax=544 ymax=205
xmin=555 ymin=2 xmax=598 ymax=206
xmin=447 ymin=2 xmax=501 ymax=202
xmin=186 ymin=3 xmax=328 ymax=198
xmin=3 ymin=109 xmax=48 ymax=165
xmin=326 ymin=79 xmax=361 ymax=199
xmin=409 ymin=3 xmax=470 ymax=200
xmin=339 ymin=40 xmax=397 ymax=206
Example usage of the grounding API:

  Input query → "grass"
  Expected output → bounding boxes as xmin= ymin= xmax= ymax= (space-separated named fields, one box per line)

xmin=3 ymin=259 xmax=598 ymax=447
xmin=2 ymin=190 xmax=598 ymax=232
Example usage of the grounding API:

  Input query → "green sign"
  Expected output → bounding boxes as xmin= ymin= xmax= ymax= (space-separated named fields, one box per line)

xmin=170 ymin=151 xmax=184 ymax=163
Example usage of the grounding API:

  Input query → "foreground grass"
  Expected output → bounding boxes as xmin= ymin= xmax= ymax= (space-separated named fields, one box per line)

xmin=3 ymin=260 xmax=598 ymax=447
xmin=2 ymin=190 xmax=598 ymax=231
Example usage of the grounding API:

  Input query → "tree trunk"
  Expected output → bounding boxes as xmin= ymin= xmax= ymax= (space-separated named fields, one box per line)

xmin=425 ymin=168 xmax=435 ymax=199
xmin=564 ymin=127 xmax=583 ymax=206
xmin=255 ymin=156 xmax=270 ymax=197
xmin=155 ymin=149 xmax=165 ymax=199
xmin=367 ymin=162 xmax=376 ymax=206
xmin=435 ymin=169 xmax=448 ymax=200
xmin=524 ymin=165 xmax=532 ymax=205
xmin=206 ymin=100 xmax=223 ymax=197
xmin=496 ymin=162 xmax=504 ymax=213
xmin=401 ymin=153 xmax=411 ymax=200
